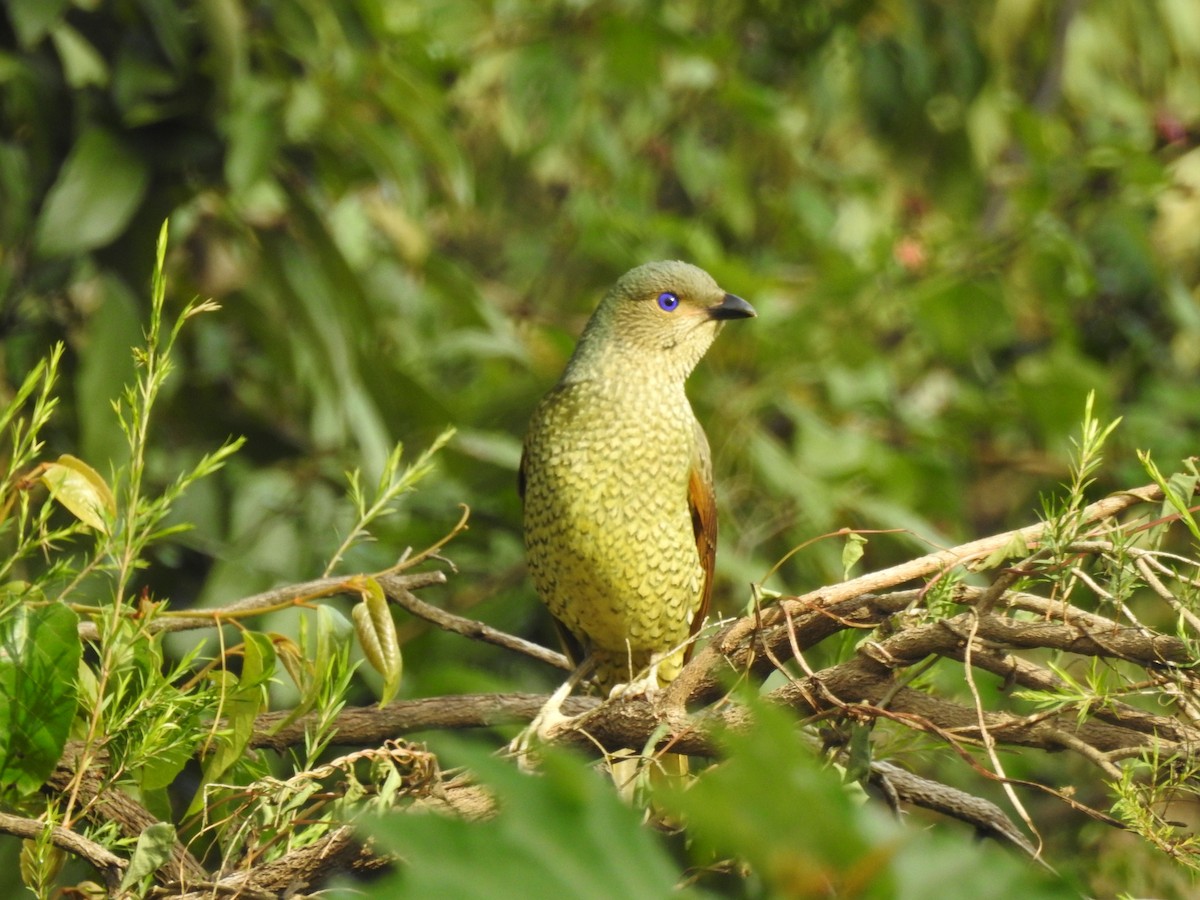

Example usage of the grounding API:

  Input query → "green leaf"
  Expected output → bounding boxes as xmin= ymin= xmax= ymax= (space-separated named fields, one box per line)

xmin=657 ymin=703 xmax=884 ymax=896
xmin=6 ymin=0 xmax=70 ymax=47
xmin=314 ymin=604 xmax=354 ymax=683
xmin=49 ymin=24 xmax=109 ymax=88
xmin=76 ymin=276 xmax=141 ymax=470
xmin=19 ymin=826 xmax=66 ymax=896
xmin=225 ymin=83 xmax=283 ymax=195
xmin=33 ymin=129 xmax=149 ymax=257
xmin=138 ymin=696 xmax=198 ymax=792
xmin=118 ymin=822 xmax=176 ymax=891
xmin=841 ymin=532 xmax=867 ymax=580
xmin=352 ymin=576 xmax=402 ymax=705
xmin=367 ymin=744 xmax=681 ymax=899
xmin=184 ymin=634 xmax=275 ymax=817
xmin=0 ymin=604 xmax=82 ymax=796
xmin=656 ymin=703 xmax=1070 ymax=898
xmin=239 ymin=630 xmax=277 ymax=694
xmin=974 ymin=531 xmax=1031 ymax=571
xmin=39 ymin=454 xmax=116 ymax=532
xmin=843 ymin=722 xmax=874 ymax=784
xmin=1139 ymin=450 xmax=1200 ymax=543
xmin=269 ymin=608 xmax=354 ymax=735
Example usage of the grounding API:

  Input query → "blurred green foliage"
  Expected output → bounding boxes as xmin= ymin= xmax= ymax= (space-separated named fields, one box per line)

xmin=366 ymin=742 xmax=686 ymax=900
xmin=3 ymin=0 xmax=1200 ymax=893
xmin=366 ymin=705 xmax=1071 ymax=900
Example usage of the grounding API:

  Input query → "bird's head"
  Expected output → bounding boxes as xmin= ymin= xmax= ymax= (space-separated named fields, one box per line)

xmin=567 ymin=260 xmax=755 ymax=382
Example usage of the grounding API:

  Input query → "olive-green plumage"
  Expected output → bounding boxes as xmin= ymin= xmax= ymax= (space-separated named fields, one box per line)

xmin=520 ymin=261 xmax=755 ymax=693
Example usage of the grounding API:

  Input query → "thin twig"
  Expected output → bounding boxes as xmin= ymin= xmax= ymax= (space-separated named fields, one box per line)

xmin=961 ymin=612 xmax=1042 ymax=854
xmin=75 ymin=571 xmax=447 ymax=641
xmin=387 ymin=503 xmax=471 ymax=573
xmin=1135 ymin=555 xmax=1200 ymax=632
xmin=377 ymin=575 xmax=571 ymax=671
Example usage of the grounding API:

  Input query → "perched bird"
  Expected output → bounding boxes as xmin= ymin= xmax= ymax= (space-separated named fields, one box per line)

xmin=520 ymin=261 xmax=755 ymax=697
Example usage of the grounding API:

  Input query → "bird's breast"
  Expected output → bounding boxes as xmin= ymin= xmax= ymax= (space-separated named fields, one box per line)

xmin=526 ymin=380 xmax=696 ymax=507
xmin=522 ymin=378 xmax=705 ymax=659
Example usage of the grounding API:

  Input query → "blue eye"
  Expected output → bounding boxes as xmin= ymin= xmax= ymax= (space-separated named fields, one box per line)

xmin=657 ymin=291 xmax=680 ymax=312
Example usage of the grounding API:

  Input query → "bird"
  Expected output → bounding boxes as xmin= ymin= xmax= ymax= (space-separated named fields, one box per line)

xmin=519 ymin=260 xmax=755 ymax=704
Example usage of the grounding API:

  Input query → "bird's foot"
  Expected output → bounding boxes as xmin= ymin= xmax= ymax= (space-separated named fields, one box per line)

xmin=608 ymin=659 xmax=665 ymax=701
xmin=506 ymin=678 xmax=577 ymax=772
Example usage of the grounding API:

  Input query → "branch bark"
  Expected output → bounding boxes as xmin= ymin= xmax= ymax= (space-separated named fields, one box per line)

xmin=0 ymin=811 xmax=126 ymax=892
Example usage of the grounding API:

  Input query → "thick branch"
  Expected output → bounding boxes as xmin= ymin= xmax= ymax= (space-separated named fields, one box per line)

xmin=162 ymin=826 xmax=385 ymax=899
xmin=52 ymin=480 xmax=1191 ymax=892
xmin=251 ymin=692 xmax=598 ymax=751
xmin=768 ymin=658 xmax=1170 ymax=757
xmin=47 ymin=748 xmax=208 ymax=885
xmin=867 ymin=761 xmax=1039 ymax=858
xmin=0 ymin=811 xmax=126 ymax=891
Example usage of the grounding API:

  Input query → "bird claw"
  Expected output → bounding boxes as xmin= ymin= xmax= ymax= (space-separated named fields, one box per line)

xmin=608 ymin=659 xmax=665 ymax=701
xmin=506 ymin=678 xmax=576 ymax=771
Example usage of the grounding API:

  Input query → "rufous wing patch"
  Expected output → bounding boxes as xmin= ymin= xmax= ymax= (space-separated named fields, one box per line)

xmin=687 ymin=421 xmax=717 ymax=658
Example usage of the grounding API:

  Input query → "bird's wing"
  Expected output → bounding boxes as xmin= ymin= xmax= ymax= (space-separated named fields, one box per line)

xmin=687 ymin=417 xmax=718 ymax=656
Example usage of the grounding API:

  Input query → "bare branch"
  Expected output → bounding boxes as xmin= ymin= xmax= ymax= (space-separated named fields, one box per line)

xmin=49 ymin=478 xmax=1200 ymax=891
xmin=0 ymin=812 xmax=126 ymax=891
xmin=77 ymin=571 xmax=446 ymax=641
xmin=162 ymin=826 xmax=385 ymax=899
xmin=48 ymin=747 xmax=208 ymax=885
xmin=866 ymin=761 xmax=1041 ymax=861
xmin=378 ymin=575 xmax=571 ymax=671
xmin=251 ymin=692 xmax=599 ymax=751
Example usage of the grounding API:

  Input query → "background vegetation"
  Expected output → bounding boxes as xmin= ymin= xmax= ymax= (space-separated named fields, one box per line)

xmin=3 ymin=0 xmax=1200 ymax=896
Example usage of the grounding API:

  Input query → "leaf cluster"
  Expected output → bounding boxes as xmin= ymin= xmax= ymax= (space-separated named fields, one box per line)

xmin=0 ymin=232 xmax=452 ymax=896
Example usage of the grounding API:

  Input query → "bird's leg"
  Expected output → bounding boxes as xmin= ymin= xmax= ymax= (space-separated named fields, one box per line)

xmin=608 ymin=643 xmax=687 ymax=699
xmin=606 ymin=657 xmax=662 ymax=802
xmin=506 ymin=659 xmax=595 ymax=771
xmin=606 ymin=649 xmax=695 ymax=809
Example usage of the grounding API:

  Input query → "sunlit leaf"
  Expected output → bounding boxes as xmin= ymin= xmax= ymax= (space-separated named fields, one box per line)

xmin=841 ymin=532 xmax=867 ymax=580
xmin=39 ymin=454 xmax=116 ymax=532
xmin=1140 ymin=450 xmax=1200 ymax=543
xmin=353 ymin=576 xmax=402 ymax=705
xmin=269 ymin=606 xmax=354 ymax=736
xmin=19 ymin=834 xmax=66 ymax=896
xmin=973 ymin=531 xmax=1032 ymax=572
xmin=6 ymin=0 xmax=70 ymax=47
xmin=184 ymin=635 xmax=274 ymax=817
xmin=49 ymin=24 xmax=108 ymax=88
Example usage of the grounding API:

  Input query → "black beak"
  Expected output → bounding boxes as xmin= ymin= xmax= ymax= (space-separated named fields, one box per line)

xmin=708 ymin=293 xmax=756 ymax=321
